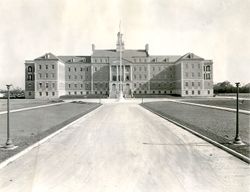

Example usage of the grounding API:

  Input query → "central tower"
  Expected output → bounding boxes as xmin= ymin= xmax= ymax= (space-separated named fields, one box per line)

xmin=116 ymin=32 xmax=125 ymax=52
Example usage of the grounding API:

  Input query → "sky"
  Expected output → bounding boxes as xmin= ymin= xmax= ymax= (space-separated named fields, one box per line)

xmin=0 ymin=0 xmax=249 ymax=89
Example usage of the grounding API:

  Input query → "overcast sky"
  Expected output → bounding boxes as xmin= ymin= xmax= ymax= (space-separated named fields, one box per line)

xmin=0 ymin=0 xmax=249 ymax=89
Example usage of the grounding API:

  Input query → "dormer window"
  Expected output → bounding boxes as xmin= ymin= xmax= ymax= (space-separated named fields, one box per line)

xmin=45 ymin=54 xmax=50 ymax=59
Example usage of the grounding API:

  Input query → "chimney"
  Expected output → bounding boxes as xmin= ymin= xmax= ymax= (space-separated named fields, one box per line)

xmin=145 ymin=44 xmax=149 ymax=52
xmin=92 ymin=44 xmax=95 ymax=52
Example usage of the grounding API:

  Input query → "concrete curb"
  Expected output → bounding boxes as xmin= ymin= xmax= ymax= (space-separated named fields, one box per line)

xmin=172 ymin=100 xmax=250 ymax=115
xmin=0 ymin=105 xmax=103 ymax=170
xmin=0 ymin=101 xmax=70 ymax=115
xmin=141 ymin=105 xmax=250 ymax=164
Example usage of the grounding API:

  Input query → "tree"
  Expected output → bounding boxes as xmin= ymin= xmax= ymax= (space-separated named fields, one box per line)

xmin=214 ymin=81 xmax=250 ymax=93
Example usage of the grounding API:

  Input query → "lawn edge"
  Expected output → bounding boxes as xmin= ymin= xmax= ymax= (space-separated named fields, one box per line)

xmin=141 ymin=104 xmax=250 ymax=164
xmin=172 ymin=100 xmax=250 ymax=115
xmin=0 ymin=101 xmax=69 ymax=115
xmin=0 ymin=104 xmax=103 ymax=170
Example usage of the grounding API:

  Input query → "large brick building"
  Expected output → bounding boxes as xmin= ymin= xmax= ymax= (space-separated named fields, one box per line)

xmin=25 ymin=32 xmax=213 ymax=99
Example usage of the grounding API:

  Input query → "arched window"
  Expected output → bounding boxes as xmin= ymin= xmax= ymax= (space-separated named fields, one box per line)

xmin=206 ymin=65 xmax=211 ymax=71
xmin=28 ymin=66 xmax=32 ymax=72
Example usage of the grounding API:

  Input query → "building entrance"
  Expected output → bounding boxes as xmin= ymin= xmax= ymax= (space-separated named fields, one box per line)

xmin=109 ymin=83 xmax=117 ymax=98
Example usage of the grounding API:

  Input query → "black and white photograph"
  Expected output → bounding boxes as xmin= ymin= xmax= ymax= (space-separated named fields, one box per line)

xmin=0 ymin=0 xmax=249 ymax=191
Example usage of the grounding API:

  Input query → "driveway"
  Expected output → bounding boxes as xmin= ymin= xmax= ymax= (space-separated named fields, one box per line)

xmin=0 ymin=103 xmax=249 ymax=192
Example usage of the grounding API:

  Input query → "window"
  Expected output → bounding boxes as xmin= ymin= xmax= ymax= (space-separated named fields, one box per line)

xmin=185 ymin=82 xmax=188 ymax=86
xmin=39 ymin=73 xmax=42 ymax=78
xmin=206 ymin=65 xmax=211 ymax=71
xmin=46 ymin=65 xmax=48 ymax=69
xmin=80 ymin=67 xmax=83 ymax=71
xmin=51 ymin=73 xmax=55 ymax=78
xmin=206 ymin=73 xmax=211 ymax=80
xmin=45 ymin=83 xmax=49 ymax=88
xmin=134 ymin=83 xmax=136 ymax=87
xmin=80 ymin=91 xmax=83 ymax=95
xmin=81 ymin=84 xmax=83 ymax=88
xmin=81 ymin=75 xmax=83 ymax=79
xmin=198 ymin=63 xmax=201 ymax=69
xmin=68 ymin=67 xmax=71 ymax=72
xmin=68 ymin=92 xmax=71 ymax=95
xmin=39 ymin=65 xmax=42 ymax=70
xmin=153 ymin=67 xmax=155 ymax=71
xmin=52 ymin=65 xmax=54 ymax=69
xmin=52 ymin=92 xmax=55 ymax=96
xmin=95 ymin=67 xmax=97 ymax=71
xmin=75 ymin=67 xmax=77 ymax=72
xmin=75 ymin=84 xmax=77 ymax=88
xmin=45 ymin=73 xmax=48 ymax=78
xmin=186 ymin=91 xmax=188 ymax=95
xmin=74 ymin=91 xmax=77 ymax=95
xmin=46 ymin=92 xmax=48 ymax=96
xmin=39 ymin=83 xmax=42 ymax=88
xmin=198 ymin=72 xmax=201 ymax=77
xmin=39 ymin=92 xmax=42 ymax=96
xmin=112 ymin=75 xmax=117 ymax=81
xmin=52 ymin=83 xmax=55 ymax=88
xmin=198 ymin=90 xmax=201 ymax=95
xmin=192 ymin=90 xmax=194 ymax=95
xmin=198 ymin=82 xmax=201 ymax=86
xmin=144 ymin=75 xmax=147 ymax=79
xmin=28 ymin=66 xmax=32 ymax=72
xmin=27 ymin=75 xmax=32 ymax=81
xmin=192 ymin=82 xmax=194 ymax=86
xmin=68 ymin=84 xmax=71 ymax=88
xmin=208 ymin=90 xmax=210 ymax=94
xmin=68 ymin=75 xmax=71 ymax=79
xmin=134 ymin=67 xmax=136 ymax=71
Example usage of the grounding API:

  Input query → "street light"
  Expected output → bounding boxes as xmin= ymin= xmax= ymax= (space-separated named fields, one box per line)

xmin=3 ymin=84 xmax=17 ymax=149
xmin=233 ymin=82 xmax=244 ymax=145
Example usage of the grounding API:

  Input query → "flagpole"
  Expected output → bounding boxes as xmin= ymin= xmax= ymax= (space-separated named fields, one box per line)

xmin=118 ymin=21 xmax=124 ymax=100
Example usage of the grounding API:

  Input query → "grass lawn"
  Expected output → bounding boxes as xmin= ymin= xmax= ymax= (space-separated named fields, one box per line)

xmin=0 ymin=102 xmax=100 ymax=162
xmin=0 ymin=99 xmax=62 ymax=112
xmin=182 ymin=99 xmax=250 ymax=111
xmin=141 ymin=101 xmax=250 ymax=158
xmin=216 ymin=93 xmax=250 ymax=98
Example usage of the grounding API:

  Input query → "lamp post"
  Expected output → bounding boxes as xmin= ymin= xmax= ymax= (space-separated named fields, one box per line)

xmin=233 ymin=82 xmax=244 ymax=145
xmin=3 ymin=84 xmax=16 ymax=149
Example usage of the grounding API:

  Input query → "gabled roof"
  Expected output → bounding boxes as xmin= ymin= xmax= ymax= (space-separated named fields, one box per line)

xmin=177 ymin=53 xmax=204 ymax=62
xmin=92 ymin=49 xmax=148 ymax=57
xmin=58 ymin=56 xmax=91 ymax=63
xmin=34 ymin=53 xmax=58 ymax=60
xmin=149 ymin=55 xmax=182 ymax=63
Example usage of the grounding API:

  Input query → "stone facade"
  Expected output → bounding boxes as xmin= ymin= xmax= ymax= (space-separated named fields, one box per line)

xmin=25 ymin=32 xmax=213 ymax=99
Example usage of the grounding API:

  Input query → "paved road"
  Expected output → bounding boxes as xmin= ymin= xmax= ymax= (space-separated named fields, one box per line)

xmin=0 ymin=103 xmax=249 ymax=192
